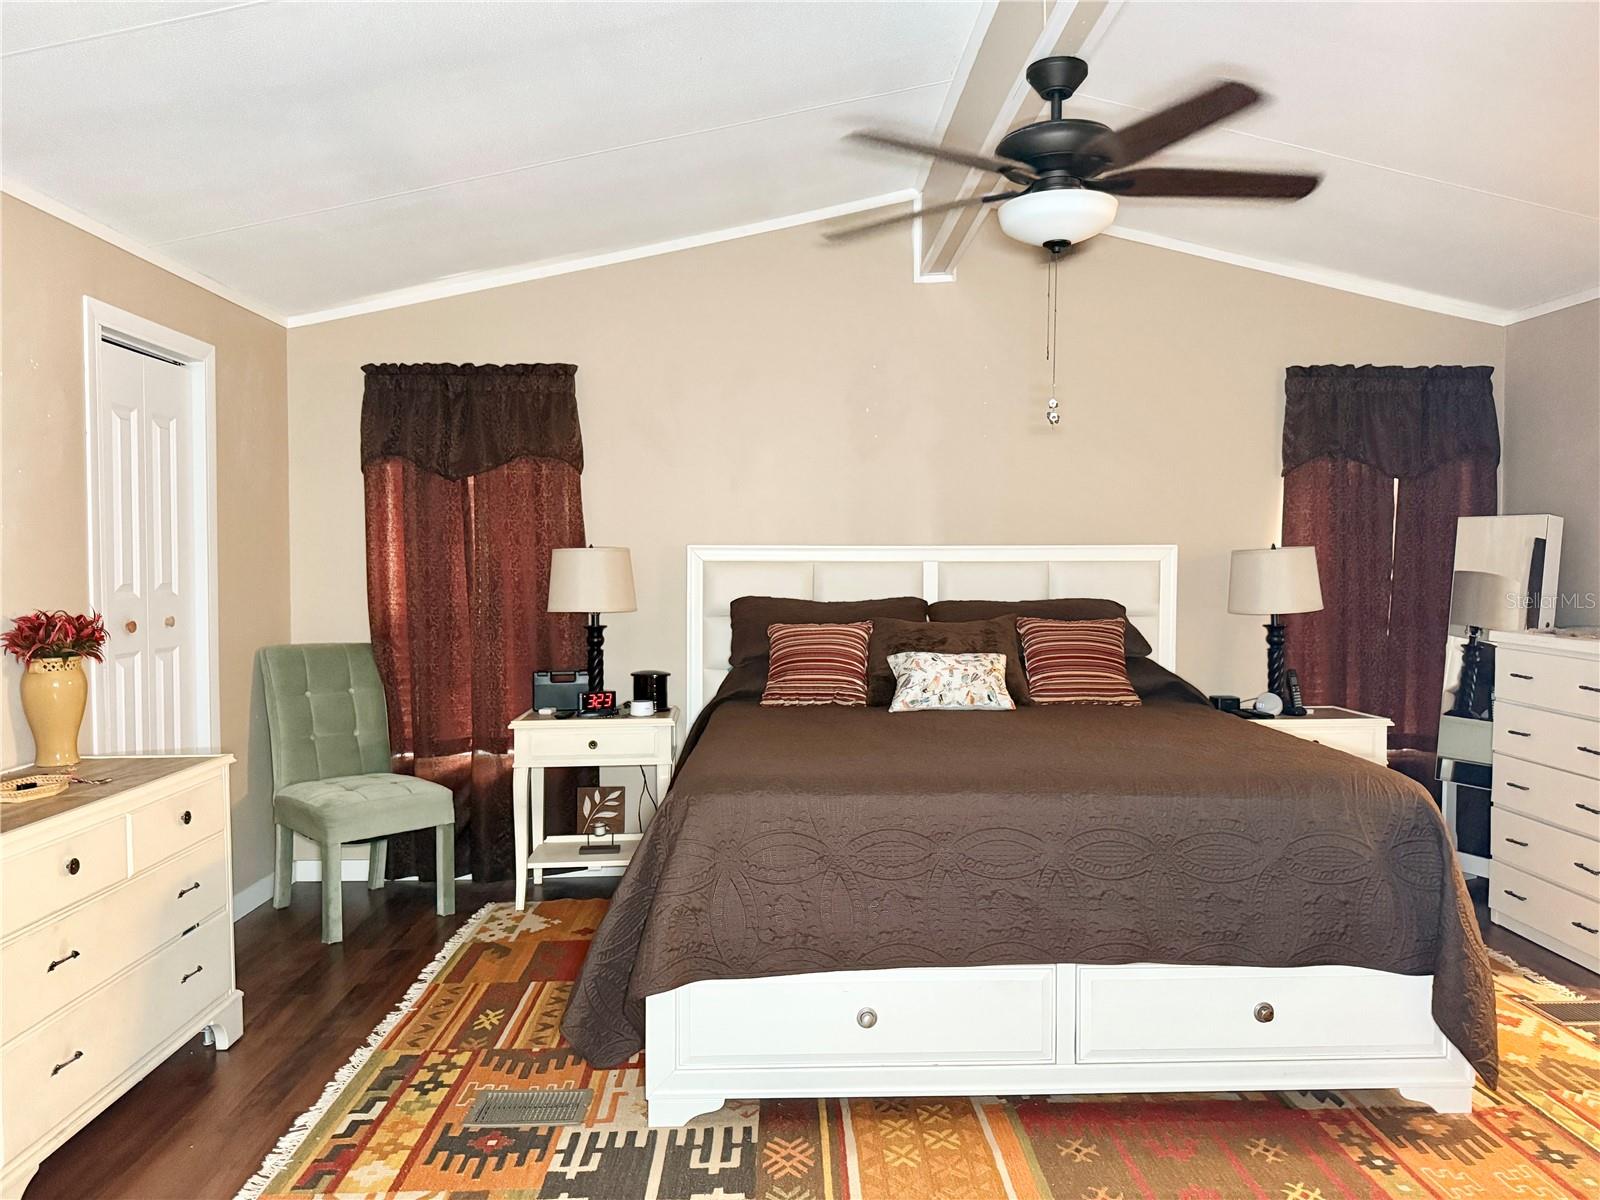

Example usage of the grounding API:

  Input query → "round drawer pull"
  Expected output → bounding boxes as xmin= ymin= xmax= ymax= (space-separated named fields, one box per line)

xmin=856 ymin=1007 xmax=878 ymax=1029
xmin=65 ymin=857 xmax=81 ymax=876
xmin=181 ymin=809 xmax=193 ymax=825
xmin=1253 ymin=1002 xmax=1275 ymax=1023
xmin=587 ymin=740 xmax=598 ymax=750
xmin=51 ymin=1050 xmax=84 ymax=1076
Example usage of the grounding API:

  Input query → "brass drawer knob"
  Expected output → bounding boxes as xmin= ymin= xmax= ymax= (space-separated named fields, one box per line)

xmin=124 ymin=620 xmax=137 ymax=634
xmin=856 ymin=1007 xmax=878 ymax=1029
xmin=1254 ymin=1002 xmax=1275 ymax=1023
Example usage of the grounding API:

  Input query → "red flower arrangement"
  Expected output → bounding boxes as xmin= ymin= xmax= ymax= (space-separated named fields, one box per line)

xmin=3 ymin=610 xmax=108 ymax=665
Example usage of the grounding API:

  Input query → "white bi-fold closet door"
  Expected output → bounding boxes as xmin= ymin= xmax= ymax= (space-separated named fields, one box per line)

xmin=89 ymin=335 xmax=210 ymax=755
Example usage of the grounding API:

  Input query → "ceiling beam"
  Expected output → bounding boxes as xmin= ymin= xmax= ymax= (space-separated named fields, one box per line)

xmin=916 ymin=0 xmax=1121 ymax=281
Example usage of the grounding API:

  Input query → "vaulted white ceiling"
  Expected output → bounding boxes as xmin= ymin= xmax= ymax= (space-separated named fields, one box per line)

xmin=2 ymin=1 xmax=1595 ymax=325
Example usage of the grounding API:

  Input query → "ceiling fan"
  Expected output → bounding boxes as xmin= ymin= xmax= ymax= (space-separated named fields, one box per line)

xmin=831 ymin=55 xmax=1320 ymax=251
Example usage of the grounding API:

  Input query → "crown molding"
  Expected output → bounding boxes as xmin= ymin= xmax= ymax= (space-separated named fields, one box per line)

xmin=1 ymin=181 xmax=286 ymax=326
xmin=1101 ymin=224 xmax=1522 ymax=326
xmin=287 ymin=190 xmax=920 ymax=327
xmin=1506 ymin=287 xmax=1600 ymax=325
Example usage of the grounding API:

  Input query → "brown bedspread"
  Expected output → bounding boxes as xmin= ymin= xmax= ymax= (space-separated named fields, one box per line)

xmin=562 ymin=662 xmax=1497 ymax=1083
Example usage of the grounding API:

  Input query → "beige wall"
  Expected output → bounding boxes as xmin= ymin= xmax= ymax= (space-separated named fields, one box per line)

xmin=1504 ymin=299 xmax=1599 ymax=627
xmin=1 ymin=195 xmax=291 ymax=896
xmin=289 ymin=218 xmax=1505 ymax=703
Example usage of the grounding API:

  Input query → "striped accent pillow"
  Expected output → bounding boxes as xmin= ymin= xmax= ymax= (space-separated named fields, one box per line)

xmin=1016 ymin=617 xmax=1141 ymax=706
xmin=760 ymin=621 xmax=873 ymax=706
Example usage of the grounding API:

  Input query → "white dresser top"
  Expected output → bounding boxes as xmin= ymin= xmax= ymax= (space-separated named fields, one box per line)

xmin=1489 ymin=627 xmax=1599 ymax=658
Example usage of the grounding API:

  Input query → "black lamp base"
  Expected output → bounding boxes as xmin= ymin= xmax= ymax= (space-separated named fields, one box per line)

xmin=1448 ymin=627 xmax=1485 ymax=719
xmin=585 ymin=616 xmax=606 ymax=693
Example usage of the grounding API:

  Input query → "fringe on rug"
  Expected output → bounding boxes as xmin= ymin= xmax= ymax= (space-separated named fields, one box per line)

xmin=232 ymin=902 xmax=501 ymax=1200
xmin=1487 ymin=945 xmax=1589 ymax=999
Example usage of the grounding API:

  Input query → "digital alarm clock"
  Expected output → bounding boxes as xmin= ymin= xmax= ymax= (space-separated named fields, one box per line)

xmin=577 ymin=690 xmax=618 ymax=717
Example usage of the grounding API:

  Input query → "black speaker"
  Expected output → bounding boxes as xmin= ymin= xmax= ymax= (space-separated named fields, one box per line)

xmin=632 ymin=670 xmax=669 ymax=712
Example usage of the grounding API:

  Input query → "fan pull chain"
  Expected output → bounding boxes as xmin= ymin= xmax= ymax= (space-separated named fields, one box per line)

xmin=1045 ymin=252 xmax=1061 ymax=426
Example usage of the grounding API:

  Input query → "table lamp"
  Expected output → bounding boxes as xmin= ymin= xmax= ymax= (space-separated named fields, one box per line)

xmin=1446 ymin=569 xmax=1522 ymax=719
xmin=1228 ymin=546 xmax=1324 ymax=705
xmin=548 ymin=547 xmax=636 ymax=693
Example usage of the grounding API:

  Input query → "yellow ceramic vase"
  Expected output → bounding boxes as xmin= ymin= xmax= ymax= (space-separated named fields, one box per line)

xmin=21 ymin=656 xmax=87 ymax=768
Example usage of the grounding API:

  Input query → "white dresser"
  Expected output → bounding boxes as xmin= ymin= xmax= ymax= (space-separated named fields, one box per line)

xmin=0 ymin=757 xmax=244 ymax=1197
xmin=1485 ymin=628 xmax=1600 ymax=972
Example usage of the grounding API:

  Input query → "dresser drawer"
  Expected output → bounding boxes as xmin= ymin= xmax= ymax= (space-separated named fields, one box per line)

xmin=516 ymin=722 xmax=666 ymax=764
xmin=130 ymin=775 xmax=224 ymax=872
xmin=1 ymin=818 xmax=128 ymax=938
xmin=1497 ymin=647 xmax=1600 ymax=721
xmin=1076 ymin=964 xmax=1442 ymax=1063
xmin=1490 ymin=861 xmax=1600 ymax=960
xmin=1495 ymin=702 xmax=1600 ymax=779
xmin=2 ymin=836 xmax=228 ymax=1044
xmin=674 ymin=965 xmax=1055 ymax=1068
xmin=1492 ymin=809 xmax=1600 ymax=900
xmin=1493 ymin=753 xmax=1600 ymax=839
xmin=0 ymin=911 xmax=230 ymax=1159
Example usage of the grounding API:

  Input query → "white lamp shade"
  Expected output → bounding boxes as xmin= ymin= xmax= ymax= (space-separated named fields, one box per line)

xmin=996 ymin=189 xmax=1119 ymax=248
xmin=548 ymin=547 xmax=636 ymax=614
xmin=1448 ymin=570 xmax=1523 ymax=631
xmin=1228 ymin=547 xmax=1324 ymax=616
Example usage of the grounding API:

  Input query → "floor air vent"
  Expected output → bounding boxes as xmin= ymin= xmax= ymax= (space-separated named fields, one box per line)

xmin=1532 ymin=1000 xmax=1600 ymax=1026
xmin=464 ymin=1088 xmax=593 ymax=1128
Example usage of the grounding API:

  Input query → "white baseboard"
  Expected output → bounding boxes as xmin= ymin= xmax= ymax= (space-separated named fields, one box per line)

xmin=293 ymin=857 xmax=372 ymax=883
xmin=233 ymin=873 xmax=274 ymax=919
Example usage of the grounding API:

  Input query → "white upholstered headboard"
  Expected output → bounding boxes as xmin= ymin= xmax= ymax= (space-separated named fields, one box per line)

xmin=685 ymin=545 xmax=1178 ymax=721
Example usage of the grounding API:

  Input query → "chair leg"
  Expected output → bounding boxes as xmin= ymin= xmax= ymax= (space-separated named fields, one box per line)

xmin=367 ymin=839 xmax=388 ymax=890
xmin=320 ymin=839 xmax=344 ymax=944
xmin=273 ymin=823 xmax=294 ymax=909
xmin=435 ymin=824 xmax=456 ymax=917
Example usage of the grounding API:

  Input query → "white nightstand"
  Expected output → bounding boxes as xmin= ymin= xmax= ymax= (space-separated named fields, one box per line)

xmin=508 ymin=707 xmax=677 ymax=910
xmin=1253 ymin=705 xmax=1392 ymax=765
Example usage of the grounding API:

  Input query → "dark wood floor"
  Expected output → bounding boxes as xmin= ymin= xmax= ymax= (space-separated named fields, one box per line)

xmin=25 ymin=873 xmax=1600 ymax=1200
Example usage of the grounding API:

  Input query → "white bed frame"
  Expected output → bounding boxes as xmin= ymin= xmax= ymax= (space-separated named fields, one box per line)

xmin=646 ymin=545 xmax=1475 ymax=1126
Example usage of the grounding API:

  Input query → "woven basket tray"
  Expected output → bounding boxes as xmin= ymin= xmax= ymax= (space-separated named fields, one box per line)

xmin=0 ymin=774 xmax=72 ymax=802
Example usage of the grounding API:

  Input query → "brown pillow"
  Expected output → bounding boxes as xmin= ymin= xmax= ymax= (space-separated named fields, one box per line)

xmin=927 ymin=598 xmax=1152 ymax=659
xmin=867 ymin=616 xmax=1029 ymax=706
xmin=729 ymin=596 xmax=928 ymax=668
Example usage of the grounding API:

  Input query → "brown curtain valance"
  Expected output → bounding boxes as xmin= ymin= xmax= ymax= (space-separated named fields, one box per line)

xmin=1282 ymin=365 xmax=1499 ymax=479
xmin=360 ymin=363 xmax=583 ymax=480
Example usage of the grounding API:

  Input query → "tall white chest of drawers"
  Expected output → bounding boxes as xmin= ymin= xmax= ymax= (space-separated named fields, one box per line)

xmin=1486 ymin=628 xmax=1600 ymax=972
xmin=0 ymin=757 xmax=244 ymax=1197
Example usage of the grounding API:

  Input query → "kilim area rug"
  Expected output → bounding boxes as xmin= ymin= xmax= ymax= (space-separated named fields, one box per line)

xmin=238 ymin=898 xmax=1600 ymax=1200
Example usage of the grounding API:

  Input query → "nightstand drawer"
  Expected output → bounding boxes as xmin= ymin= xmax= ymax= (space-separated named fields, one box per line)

xmin=516 ymin=722 xmax=666 ymax=763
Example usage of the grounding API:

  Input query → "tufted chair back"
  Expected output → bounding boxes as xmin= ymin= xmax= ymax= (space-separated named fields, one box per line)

xmin=258 ymin=644 xmax=394 ymax=791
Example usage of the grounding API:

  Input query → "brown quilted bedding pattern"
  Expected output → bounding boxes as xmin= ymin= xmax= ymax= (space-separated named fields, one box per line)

xmin=561 ymin=662 xmax=1497 ymax=1085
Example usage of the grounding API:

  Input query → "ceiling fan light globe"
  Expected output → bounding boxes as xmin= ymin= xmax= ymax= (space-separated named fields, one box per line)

xmin=997 ymin=189 xmax=1118 ymax=248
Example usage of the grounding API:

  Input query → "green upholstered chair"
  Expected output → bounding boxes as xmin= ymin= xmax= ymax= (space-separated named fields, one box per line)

xmin=259 ymin=643 xmax=455 ymax=943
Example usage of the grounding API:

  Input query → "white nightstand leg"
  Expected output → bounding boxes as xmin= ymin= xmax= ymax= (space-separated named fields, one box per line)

xmin=529 ymin=766 xmax=545 ymax=888
xmin=513 ymin=765 xmax=529 ymax=911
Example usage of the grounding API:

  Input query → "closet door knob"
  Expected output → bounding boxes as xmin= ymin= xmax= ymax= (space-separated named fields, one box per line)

xmin=1254 ymin=1002 xmax=1275 ymax=1023
xmin=856 ymin=1007 xmax=878 ymax=1029
xmin=124 ymin=620 xmax=137 ymax=634
xmin=164 ymin=615 xmax=176 ymax=628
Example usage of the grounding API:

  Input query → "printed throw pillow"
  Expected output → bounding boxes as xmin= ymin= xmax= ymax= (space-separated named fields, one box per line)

xmin=1016 ymin=616 xmax=1141 ymax=706
xmin=760 ymin=621 xmax=873 ymax=706
xmin=887 ymin=651 xmax=1016 ymax=712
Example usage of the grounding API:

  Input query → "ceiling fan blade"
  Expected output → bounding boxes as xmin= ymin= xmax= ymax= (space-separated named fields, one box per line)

xmin=823 ymin=192 xmax=1019 ymax=242
xmin=847 ymin=130 xmax=1036 ymax=185
xmin=1089 ymin=81 xmax=1262 ymax=172
xmin=1086 ymin=167 xmax=1320 ymax=199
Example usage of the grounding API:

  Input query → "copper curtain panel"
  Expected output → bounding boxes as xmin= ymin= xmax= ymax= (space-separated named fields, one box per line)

xmin=361 ymin=363 xmax=590 ymax=881
xmin=1282 ymin=366 xmax=1498 ymax=752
